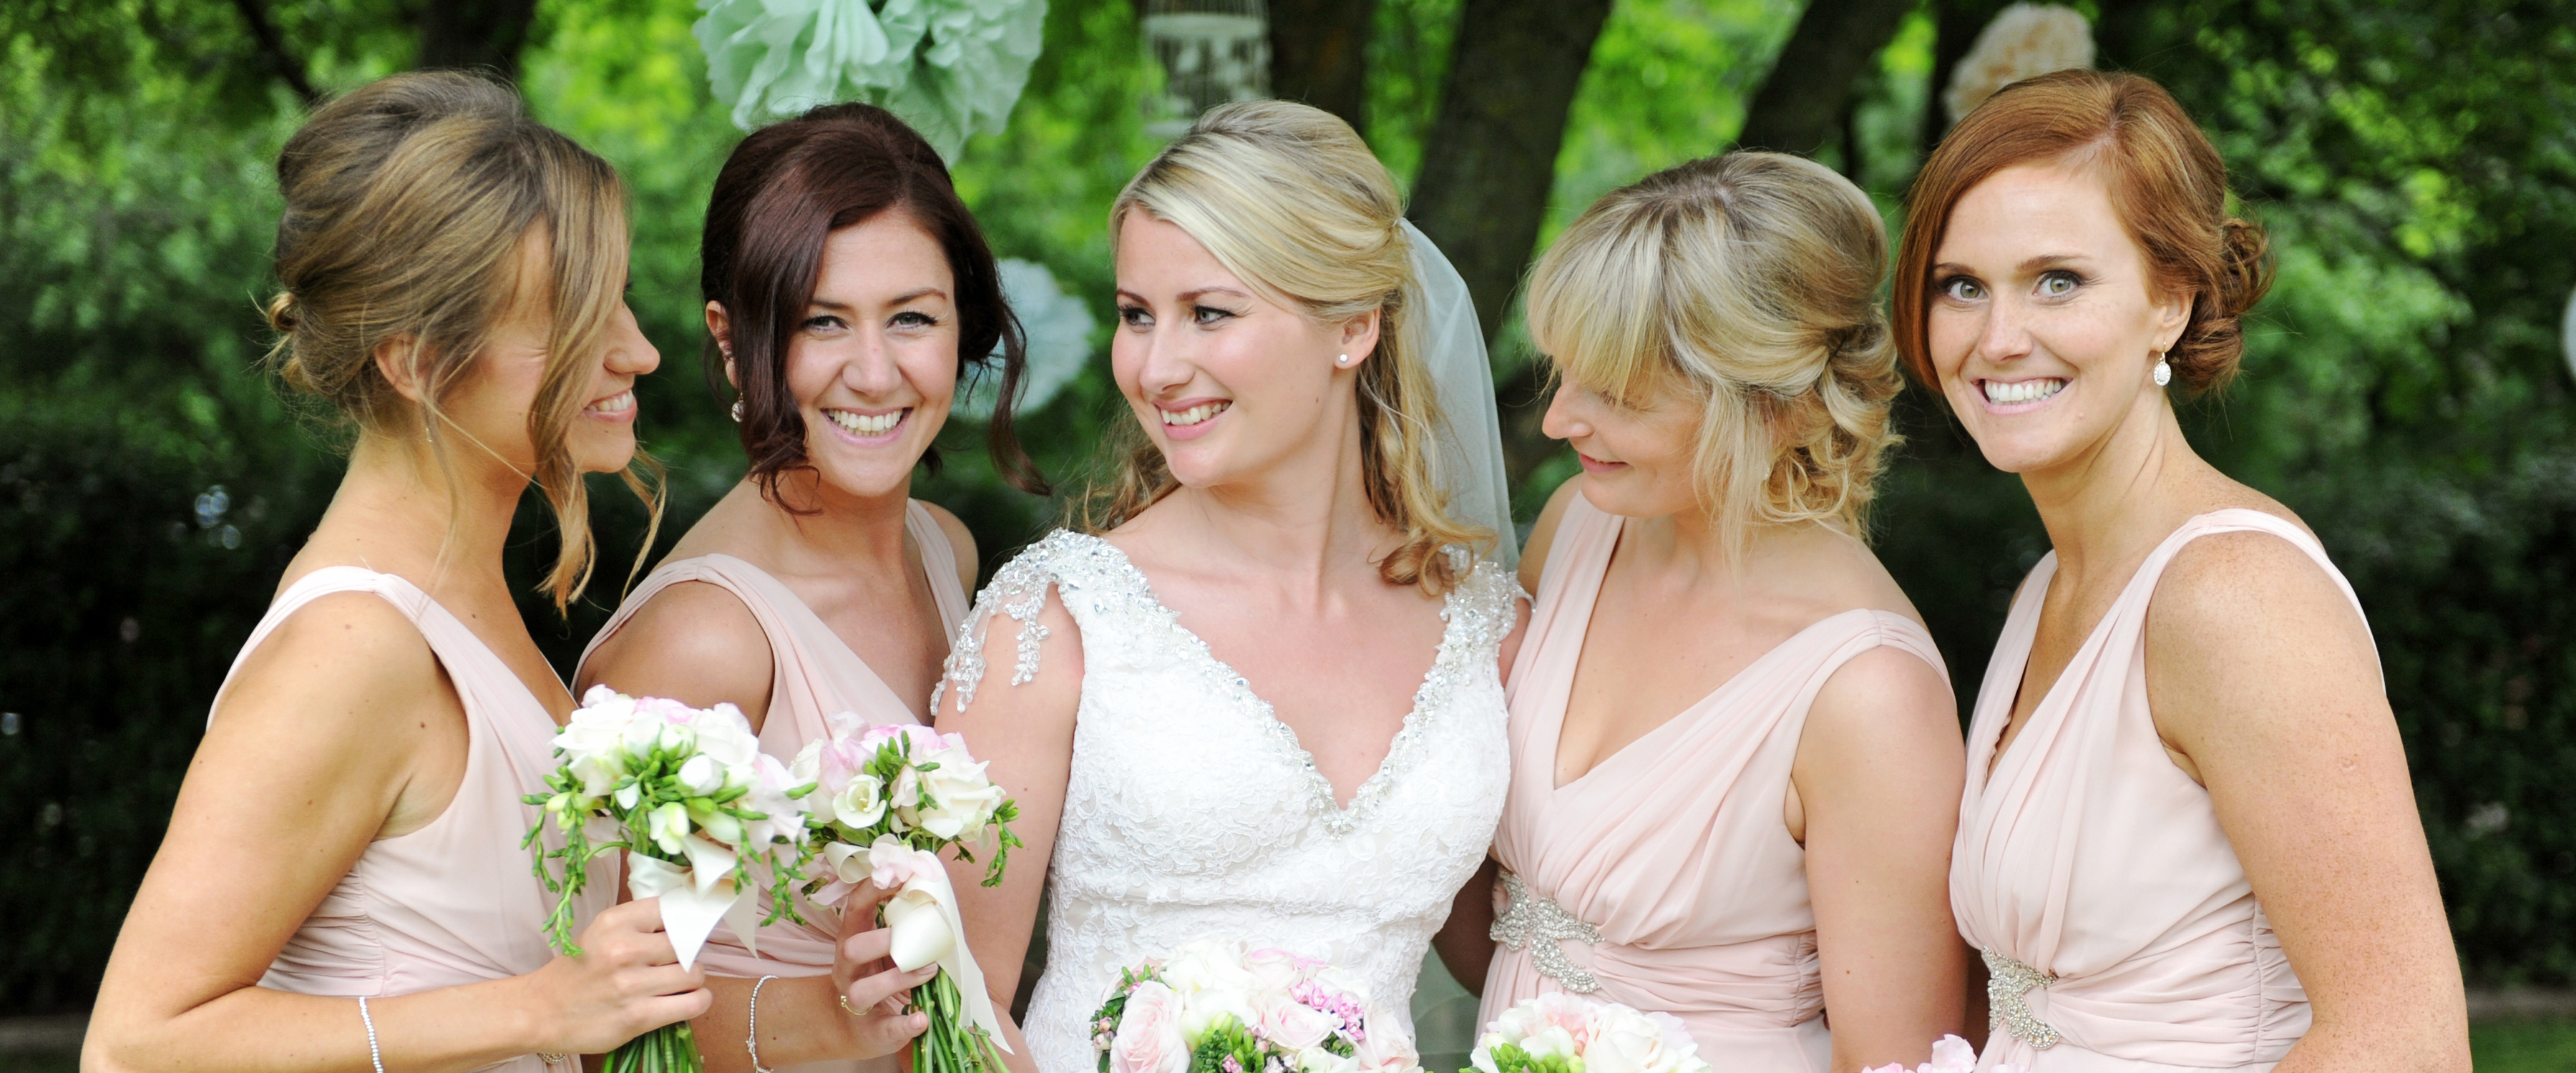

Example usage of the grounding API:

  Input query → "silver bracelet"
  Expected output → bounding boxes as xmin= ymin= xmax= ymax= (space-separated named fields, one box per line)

xmin=748 ymin=975 xmax=781 ymax=1073
xmin=358 ymin=996 xmax=385 ymax=1073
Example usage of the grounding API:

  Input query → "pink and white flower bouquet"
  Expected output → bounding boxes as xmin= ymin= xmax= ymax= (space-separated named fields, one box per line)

xmin=1862 ymin=1034 xmax=2009 ymax=1073
xmin=1468 ymin=994 xmax=1710 ymax=1073
xmin=1088 ymin=939 xmax=1424 ymax=1073
xmin=523 ymin=686 xmax=817 ymax=1073
xmin=791 ymin=715 xmax=1023 ymax=1073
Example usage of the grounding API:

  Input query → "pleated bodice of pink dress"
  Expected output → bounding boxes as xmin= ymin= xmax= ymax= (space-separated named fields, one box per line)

xmin=578 ymin=501 xmax=966 ymax=1073
xmin=1954 ymin=509 xmax=2366 ymax=1072
xmin=215 ymin=566 xmax=611 ymax=1073
xmin=1483 ymin=496 xmax=1950 ymax=1073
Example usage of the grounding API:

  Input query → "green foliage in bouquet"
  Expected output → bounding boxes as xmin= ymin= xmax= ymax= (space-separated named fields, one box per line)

xmin=1477 ymin=1043 xmax=1582 ymax=1073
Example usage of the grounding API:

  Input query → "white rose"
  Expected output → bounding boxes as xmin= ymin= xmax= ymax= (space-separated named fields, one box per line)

xmin=1584 ymin=1007 xmax=1675 ymax=1073
xmin=833 ymin=772 xmax=888 ymax=829
xmin=1296 ymin=1047 xmax=1359 ymax=1073
xmin=1176 ymin=986 xmax=1255 ymax=1039
xmin=1162 ymin=940 xmax=1254 ymax=995
xmin=1353 ymin=1006 xmax=1418 ymax=1073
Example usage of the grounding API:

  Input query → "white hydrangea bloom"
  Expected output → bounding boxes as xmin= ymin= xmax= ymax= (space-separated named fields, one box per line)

xmin=694 ymin=0 xmax=1048 ymax=159
xmin=958 ymin=257 xmax=1096 ymax=420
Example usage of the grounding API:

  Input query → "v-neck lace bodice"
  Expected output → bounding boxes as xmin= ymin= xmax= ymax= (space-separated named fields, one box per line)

xmin=943 ymin=530 xmax=1522 ymax=1073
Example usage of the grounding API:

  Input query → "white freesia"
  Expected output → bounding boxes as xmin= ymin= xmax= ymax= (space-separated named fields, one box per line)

xmin=679 ymin=753 xmax=724 ymax=795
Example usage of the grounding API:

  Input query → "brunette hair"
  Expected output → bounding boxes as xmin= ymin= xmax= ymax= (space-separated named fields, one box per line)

xmin=1894 ymin=69 xmax=2270 ymax=393
xmin=700 ymin=102 xmax=1047 ymax=500
xmin=1528 ymin=152 xmax=1902 ymax=549
xmin=1093 ymin=100 xmax=1485 ymax=594
xmin=262 ymin=70 xmax=660 ymax=613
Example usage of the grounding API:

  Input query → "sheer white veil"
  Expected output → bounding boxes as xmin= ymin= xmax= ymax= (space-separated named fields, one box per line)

xmin=1398 ymin=218 xmax=1518 ymax=572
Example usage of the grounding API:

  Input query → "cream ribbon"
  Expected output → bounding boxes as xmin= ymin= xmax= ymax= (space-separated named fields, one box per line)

xmin=874 ymin=847 xmax=1013 ymax=1054
xmin=628 ymin=839 xmax=762 ymax=971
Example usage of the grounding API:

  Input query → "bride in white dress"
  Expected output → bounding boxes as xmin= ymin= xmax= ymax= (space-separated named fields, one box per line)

xmin=937 ymin=100 xmax=1528 ymax=1073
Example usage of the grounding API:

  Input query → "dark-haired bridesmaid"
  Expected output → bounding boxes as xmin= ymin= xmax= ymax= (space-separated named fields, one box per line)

xmin=84 ymin=72 xmax=923 ymax=1073
xmin=1898 ymin=70 xmax=2468 ymax=1072
xmin=576 ymin=102 xmax=1049 ymax=1073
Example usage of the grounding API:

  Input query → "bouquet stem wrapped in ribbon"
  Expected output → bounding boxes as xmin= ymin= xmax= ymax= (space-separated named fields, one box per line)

xmin=795 ymin=717 xmax=1022 ymax=1073
xmin=525 ymin=687 xmax=816 ymax=1073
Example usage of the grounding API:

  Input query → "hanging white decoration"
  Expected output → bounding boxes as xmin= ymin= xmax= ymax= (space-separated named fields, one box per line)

xmin=957 ymin=258 xmax=1094 ymax=421
xmin=2561 ymin=282 xmax=2575 ymax=386
xmin=1944 ymin=4 xmax=2095 ymax=124
xmin=694 ymin=0 xmax=1048 ymax=160
xmin=1139 ymin=0 xmax=1269 ymax=139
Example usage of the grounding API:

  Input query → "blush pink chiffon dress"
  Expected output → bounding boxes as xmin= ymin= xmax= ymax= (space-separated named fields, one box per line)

xmin=1481 ymin=496 xmax=1951 ymax=1072
xmin=1954 ymin=509 xmax=2364 ymax=1072
xmin=215 ymin=566 xmax=614 ymax=1073
xmin=578 ymin=500 xmax=968 ymax=1073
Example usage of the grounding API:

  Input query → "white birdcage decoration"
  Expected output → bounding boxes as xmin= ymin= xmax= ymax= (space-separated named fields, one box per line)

xmin=1141 ymin=0 xmax=1270 ymax=138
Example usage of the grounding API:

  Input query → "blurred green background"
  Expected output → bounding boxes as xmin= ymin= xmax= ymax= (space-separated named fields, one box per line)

xmin=4 ymin=0 xmax=2575 ymax=1063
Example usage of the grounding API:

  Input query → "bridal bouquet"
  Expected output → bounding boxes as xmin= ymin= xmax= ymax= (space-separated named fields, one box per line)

xmin=524 ymin=687 xmax=816 ymax=1073
xmin=793 ymin=717 xmax=1022 ymax=1073
xmin=1468 ymin=994 xmax=1709 ymax=1073
xmin=1089 ymin=939 xmax=1423 ymax=1073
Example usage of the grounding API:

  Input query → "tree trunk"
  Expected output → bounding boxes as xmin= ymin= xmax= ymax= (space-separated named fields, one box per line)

xmin=1737 ymin=0 xmax=1921 ymax=155
xmin=1919 ymin=0 xmax=2006 ymax=153
xmin=1269 ymin=0 xmax=1378 ymax=134
xmin=1405 ymin=0 xmax=1614 ymax=346
xmin=417 ymin=0 xmax=542 ymax=82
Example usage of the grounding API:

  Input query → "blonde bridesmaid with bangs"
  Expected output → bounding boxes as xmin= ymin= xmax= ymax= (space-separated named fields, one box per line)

xmin=1445 ymin=152 xmax=1968 ymax=1073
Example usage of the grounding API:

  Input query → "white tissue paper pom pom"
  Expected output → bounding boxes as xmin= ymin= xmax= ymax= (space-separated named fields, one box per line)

xmin=1944 ymin=3 xmax=2097 ymax=124
xmin=695 ymin=0 xmax=1048 ymax=160
xmin=958 ymin=257 xmax=1095 ymax=420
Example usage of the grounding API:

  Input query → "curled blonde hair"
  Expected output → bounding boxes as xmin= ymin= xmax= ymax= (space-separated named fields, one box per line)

xmin=1091 ymin=100 xmax=1485 ymax=593
xmin=1528 ymin=152 xmax=1903 ymax=550
xmin=262 ymin=71 xmax=662 ymax=612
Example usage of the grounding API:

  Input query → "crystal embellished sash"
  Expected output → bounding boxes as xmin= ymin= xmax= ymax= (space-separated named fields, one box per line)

xmin=1982 ymin=948 xmax=2063 ymax=1049
xmin=1491 ymin=871 xmax=1605 ymax=992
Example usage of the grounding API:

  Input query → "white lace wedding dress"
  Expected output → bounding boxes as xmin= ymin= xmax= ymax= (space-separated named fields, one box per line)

xmin=940 ymin=531 xmax=1521 ymax=1073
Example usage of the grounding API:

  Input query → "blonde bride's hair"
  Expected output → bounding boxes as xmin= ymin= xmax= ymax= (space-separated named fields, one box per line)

xmin=1528 ymin=152 xmax=1904 ymax=554
xmin=1087 ymin=100 xmax=1486 ymax=594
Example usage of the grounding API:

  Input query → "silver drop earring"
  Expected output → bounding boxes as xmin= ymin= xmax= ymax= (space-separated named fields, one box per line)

xmin=2152 ymin=353 xmax=2173 ymax=387
xmin=730 ymin=398 xmax=745 ymax=422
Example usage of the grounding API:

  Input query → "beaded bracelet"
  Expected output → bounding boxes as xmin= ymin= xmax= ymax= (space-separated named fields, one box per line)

xmin=748 ymin=974 xmax=782 ymax=1073
xmin=357 ymin=996 xmax=384 ymax=1073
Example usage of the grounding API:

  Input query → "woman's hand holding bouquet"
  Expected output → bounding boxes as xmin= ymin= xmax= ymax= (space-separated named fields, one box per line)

xmin=524 ymin=687 xmax=817 ymax=1072
xmin=795 ymin=715 xmax=1023 ymax=1073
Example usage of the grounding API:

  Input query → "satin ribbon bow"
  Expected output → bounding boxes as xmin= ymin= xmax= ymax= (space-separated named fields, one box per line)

xmin=627 ymin=837 xmax=763 ymax=971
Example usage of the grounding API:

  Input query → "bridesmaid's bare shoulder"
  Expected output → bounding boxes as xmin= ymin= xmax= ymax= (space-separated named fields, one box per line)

xmin=578 ymin=579 xmax=774 ymax=717
xmin=918 ymin=499 xmax=981 ymax=594
xmin=1516 ymin=476 xmax=1587 ymax=596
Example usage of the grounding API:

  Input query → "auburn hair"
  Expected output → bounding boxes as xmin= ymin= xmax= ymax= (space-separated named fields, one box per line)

xmin=700 ymin=102 xmax=1048 ymax=502
xmin=1894 ymin=69 xmax=2270 ymax=393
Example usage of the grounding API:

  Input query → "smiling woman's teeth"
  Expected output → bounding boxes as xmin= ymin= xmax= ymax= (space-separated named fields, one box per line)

xmin=1984 ymin=378 xmax=2067 ymax=405
xmin=828 ymin=408 xmax=905 ymax=435
xmin=1161 ymin=401 xmax=1229 ymax=427
xmin=585 ymin=390 xmax=633 ymax=414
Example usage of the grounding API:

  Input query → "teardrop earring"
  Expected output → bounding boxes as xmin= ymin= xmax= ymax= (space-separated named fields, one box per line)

xmin=2152 ymin=353 xmax=2173 ymax=388
xmin=730 ymin=398 xmax=745 ymax=422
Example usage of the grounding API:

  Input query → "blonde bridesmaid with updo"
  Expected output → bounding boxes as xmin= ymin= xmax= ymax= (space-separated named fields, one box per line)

xmin=1448 ymin=152 xmax=1968 ymax=1073
xmin=82 ymin=72 xmax=924 ymax=1073
xmin=1898 ymin=69 xmax=2467 ymax=1072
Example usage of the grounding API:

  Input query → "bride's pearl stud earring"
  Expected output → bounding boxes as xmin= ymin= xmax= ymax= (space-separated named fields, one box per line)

xmin=2152 ymin=353 xmax=2173 ymax=387
xmin=1335 ymin=353 xmax=1352 ymax=366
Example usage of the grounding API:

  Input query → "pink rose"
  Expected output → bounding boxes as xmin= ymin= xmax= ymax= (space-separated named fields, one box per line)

xmin=866 ymin=837 xmax=945 ymax=889
xmin=1111 ymin=981 xmax=1191 ymax=1073
xmin=1257 ymin=995 xmax=1340 ymax=1050
xmin=1352 ymin=1009 xmax=1418 ymax=1073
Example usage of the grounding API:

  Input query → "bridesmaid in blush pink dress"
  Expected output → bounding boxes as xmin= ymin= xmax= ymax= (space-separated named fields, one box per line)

xmin=1446 ymin=152 xmax=1968 ymax=1073
xmin=1895 ymin=70 xmax=2467 ymax=1072
xmin=577 ymin=102 xmax=1048 ymax=1073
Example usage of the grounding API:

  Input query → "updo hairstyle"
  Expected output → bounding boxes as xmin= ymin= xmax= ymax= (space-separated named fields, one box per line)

xmin=1095 ymin=99 xmax=1485 ymax=594
xmin=1894 ymin=69 xmax=2270 ymax=393
xmin=261 ymin=70 xmax=656 ymax=612
xmin=1526 ymin=152 xmax=1906 ymax=545
xmin=700 ymin=102 xmax=1047 ymax=501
